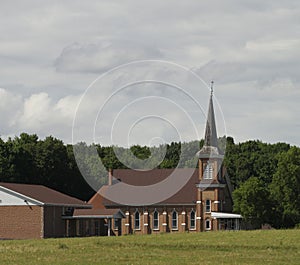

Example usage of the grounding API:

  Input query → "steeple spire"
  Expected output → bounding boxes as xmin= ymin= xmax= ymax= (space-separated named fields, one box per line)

xmin=204 ymin=81 xmax=218 ymax=148
xmin=196 ymin=81 xmax=221 ymax=158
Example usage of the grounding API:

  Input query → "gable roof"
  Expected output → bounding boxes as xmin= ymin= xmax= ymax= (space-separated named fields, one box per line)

xmin=0 ymin=182 xmax=90 ymax=208
xmin=66 ymin=190 xmax=125 ymax=219
xmin=101 ymin=168 xmax=199 ymax=206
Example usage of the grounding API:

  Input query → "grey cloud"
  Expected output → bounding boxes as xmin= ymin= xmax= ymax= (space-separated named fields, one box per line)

xmin=54 ymin=41 xmax=163 ymax=73
xmin=0 ymin=0 xmax=299 ymax=145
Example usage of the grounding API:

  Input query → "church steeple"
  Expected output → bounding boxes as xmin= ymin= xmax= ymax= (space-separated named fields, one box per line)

xmin=196 ymin=82 xmax=237 ymax=232
xmin=204 ymin=81 xmax=218 ymax=148
xmin=197 ymin=81 xmax=222 ymax=158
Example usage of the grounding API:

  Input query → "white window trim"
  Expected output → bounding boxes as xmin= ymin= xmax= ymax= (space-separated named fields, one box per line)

xmin=134 ymin=209 xmax=141 ymax=230
xmin=203 ymin=162 xmax=213 ymax=179
xmin=205 ymin=199 xmax=211 ymax=213
xmin=171 ymin=209 xmax=178 ymax=230
xmin=205 ymin=219 xmax=211 ymax=231
xmin=190 ymin=210 xmax=196 ymax=230
xmin=153 ymin=209 xmax=160 ymax=231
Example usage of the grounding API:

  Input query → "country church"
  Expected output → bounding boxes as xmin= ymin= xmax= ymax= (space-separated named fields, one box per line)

xmin=0 ymin=86 xmax=242 ymax=239
xmin=67 ymin=87 xmax=242 ymax=236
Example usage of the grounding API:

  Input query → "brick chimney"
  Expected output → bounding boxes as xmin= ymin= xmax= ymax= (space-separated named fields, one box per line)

xmin=108 ymin=168 xmax=113 ymax=186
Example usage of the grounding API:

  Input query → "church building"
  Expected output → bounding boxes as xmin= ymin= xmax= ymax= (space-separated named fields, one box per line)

xmin=68 ymin=87 xmax=242 ymax=236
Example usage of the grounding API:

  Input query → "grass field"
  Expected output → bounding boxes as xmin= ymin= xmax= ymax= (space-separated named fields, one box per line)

xmin=0 ymin=230 xmax=299 ymax=265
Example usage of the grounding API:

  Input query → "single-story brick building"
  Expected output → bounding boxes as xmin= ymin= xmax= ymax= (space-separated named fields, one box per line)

xmin=0 ymin=182 xmax=91 ymax=239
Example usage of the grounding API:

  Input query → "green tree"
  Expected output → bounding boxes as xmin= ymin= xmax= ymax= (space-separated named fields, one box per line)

xmin=130 ymin=145 xmax=151 ymax=160
xmin=35 ymin=136 xmax=69 ymax=190
xmin=9 ymin=133 xmax=39 ymax=183
xmin=270 ymin=147 xmax=300 ymax=228
xmin=233 ymin=176 xmax=271 ymax=228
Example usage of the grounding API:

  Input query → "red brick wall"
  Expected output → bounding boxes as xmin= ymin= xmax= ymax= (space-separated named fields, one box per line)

xmin=120 ymin=207 xmax=197 ymax=235
xmin=0 ymin=205 xmax=43 ymax=239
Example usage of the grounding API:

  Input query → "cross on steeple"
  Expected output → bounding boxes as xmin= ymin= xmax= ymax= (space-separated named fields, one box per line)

xmin=210 ymin=81 xmax=214 ymax=96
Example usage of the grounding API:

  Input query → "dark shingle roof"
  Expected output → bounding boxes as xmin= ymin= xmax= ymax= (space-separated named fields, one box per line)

xmin=102 ymin=168 xmax=199 ymax=206
xmin=0 ymin=182 xmax=90 ymax=207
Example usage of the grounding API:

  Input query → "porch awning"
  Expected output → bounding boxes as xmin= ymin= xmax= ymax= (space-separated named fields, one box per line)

xmin=62 ymin=208 xmax=125 ymax=219
xmin=211 ymin=212 xmax=242 ymax=219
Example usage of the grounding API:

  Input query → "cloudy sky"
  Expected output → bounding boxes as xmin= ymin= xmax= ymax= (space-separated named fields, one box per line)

xmin=0 ymin=0 xmax=299 ymax=146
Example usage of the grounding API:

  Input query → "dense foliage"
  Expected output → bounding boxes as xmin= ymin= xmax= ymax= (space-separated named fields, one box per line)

xmin=0 ymin=133 xmax=299 ymax=228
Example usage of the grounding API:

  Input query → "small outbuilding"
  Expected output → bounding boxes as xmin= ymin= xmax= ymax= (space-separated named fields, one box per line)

xmin=0 ymin=182 xmax=91 ymax=239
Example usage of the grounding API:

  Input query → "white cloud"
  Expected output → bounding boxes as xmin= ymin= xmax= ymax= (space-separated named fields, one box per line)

xmin=0 ymin=88 xmax=80 ymax=141
xmin=0 ymin=0 xmax=299 ymax=145
xmin=0 ymin=88 xmax=23 ymax=128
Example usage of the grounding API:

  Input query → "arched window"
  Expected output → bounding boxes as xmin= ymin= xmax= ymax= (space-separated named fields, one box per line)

xmin=190 ymin=210 xmax=196 ymax=230
xmin=134 ymin=209 xmax=140 ymax=230
xmin=172 ymin=209 xmax=178 ymax=230
xmin=205 ymin=218 xmax=211 ymax=230
xmin=153 ymin=209 xmax=159 ymax=230
xmin=203 ymin=162 xmax=213 ymax=179
xmin=205 ymin=199 xmax=211 ymax=213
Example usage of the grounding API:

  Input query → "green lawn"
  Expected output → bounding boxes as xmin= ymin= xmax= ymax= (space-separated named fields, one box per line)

xmin=0 ymin=230 xmax=299 ymax=265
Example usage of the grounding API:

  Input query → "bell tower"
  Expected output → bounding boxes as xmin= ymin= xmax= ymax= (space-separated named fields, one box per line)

xmin=195 ymin=82 xmax=232 ymax=231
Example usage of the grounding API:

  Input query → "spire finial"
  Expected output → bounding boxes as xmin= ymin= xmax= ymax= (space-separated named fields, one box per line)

xmin=210 ymin=80 xmax=214 ymax=96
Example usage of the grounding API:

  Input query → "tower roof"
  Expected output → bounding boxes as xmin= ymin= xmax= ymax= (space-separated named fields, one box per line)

xmin=197 ymin=82 xmax=222 ymax=158
xmin=204 ymin=82 xmax=218 ymax=148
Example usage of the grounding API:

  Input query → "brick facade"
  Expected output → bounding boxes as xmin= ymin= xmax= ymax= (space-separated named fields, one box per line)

xmin=119 ymin=207 xmax=198 ymax=235
xmin=0 ymin=205 xmax=43 ymax=239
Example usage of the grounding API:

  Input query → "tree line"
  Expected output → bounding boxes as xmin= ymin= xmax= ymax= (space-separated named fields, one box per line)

xmin=0 ymin=133 xmax=299 ymax=228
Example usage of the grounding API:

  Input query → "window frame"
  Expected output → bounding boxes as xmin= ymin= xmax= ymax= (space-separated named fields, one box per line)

xmin=190 ymin=209 xmax=196 ymax=230
xmin=153 ymin=209 xmax=159 ymax=230
xmin=134 ymin=209 xmax=140 ymax=230
xmin=205 ymin=199 xmax=211 ymax=213
xmin=205 ymin=218 xmax=211 ymax=230
xmin=203 ymin=162 xmax=213 ymax=179
xmin=114 ymin=218 xmax=119 ymax=231
xmin=171 ymin=209 xmax=178 ymax=230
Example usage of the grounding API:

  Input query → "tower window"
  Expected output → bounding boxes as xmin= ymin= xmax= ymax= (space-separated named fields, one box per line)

xmin=190 ymin=210 xmax=196 ymax=230
xmin=172 ymin=209 xmax=178 ymax=230
xmin=205 ymin=199 xmax=211 ymax=213
xmin=205 ymin=219 xmax=211 ymax=230
xmin=134 ymin=209 xmax=140 ymax=230
xmin=153 ymin=209 xmax=159 ymax=230
xmin=203 ymin=162 xmax=213 ymax=179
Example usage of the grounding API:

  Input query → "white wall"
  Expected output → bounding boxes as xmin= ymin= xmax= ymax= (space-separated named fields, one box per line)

xmin=0 ymin=188 xmax=39 ymax=206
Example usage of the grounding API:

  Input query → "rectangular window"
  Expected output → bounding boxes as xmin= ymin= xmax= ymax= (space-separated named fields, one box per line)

xmin=114 ymin=218 xmax=119 ymax=230
xmin=205 ymin=199 xmax=211 ymax=213
xmin=62 ymin=207 xmax=73 ymax=216
xmin=203 ymin=163 xmax=213 ymax=179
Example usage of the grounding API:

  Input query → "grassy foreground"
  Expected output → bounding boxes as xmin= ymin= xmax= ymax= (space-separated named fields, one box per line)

xmin=0 ymin=230 xmax=299 ymax=265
